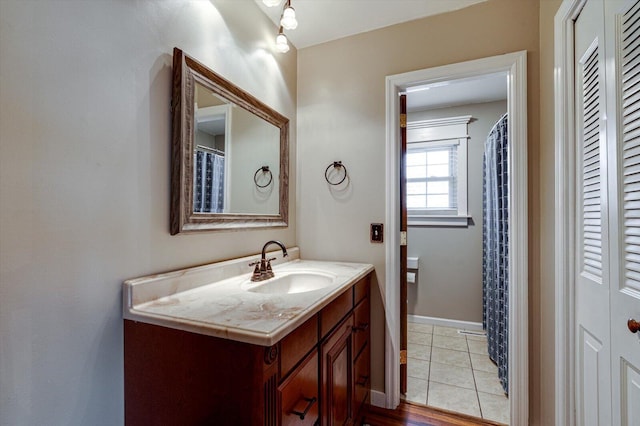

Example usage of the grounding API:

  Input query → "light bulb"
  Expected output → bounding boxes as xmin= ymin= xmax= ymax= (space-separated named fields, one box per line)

xmin=275 ymin=33 xmax=290 ymax=53
xmin=280 ymin=6 xmax=298 ymax=30
xmin=262 ymin=0 xmax=282 ymax=7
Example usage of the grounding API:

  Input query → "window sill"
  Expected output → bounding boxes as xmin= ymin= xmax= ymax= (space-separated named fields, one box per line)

xmin=408 ymin=215 xmax=471 ymax=227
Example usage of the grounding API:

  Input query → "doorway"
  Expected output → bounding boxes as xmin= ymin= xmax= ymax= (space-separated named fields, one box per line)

xmin=384 ymin=51 xmax=529 ymax=425
xmin=403 ymin=79 xmax=508 ymax=423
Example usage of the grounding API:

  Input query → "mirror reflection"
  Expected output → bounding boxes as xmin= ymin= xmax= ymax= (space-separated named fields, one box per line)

xmin=194 ymin=83 xmax=280 ymax=215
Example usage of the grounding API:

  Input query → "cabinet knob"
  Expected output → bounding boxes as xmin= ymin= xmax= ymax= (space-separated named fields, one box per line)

xmin=629 ymin=318 xmax=640 ymax=334
xmin=352 ymin=323 xmax=369 ymax=332
xmin=356 ymin=375 xmax=369 ymax=387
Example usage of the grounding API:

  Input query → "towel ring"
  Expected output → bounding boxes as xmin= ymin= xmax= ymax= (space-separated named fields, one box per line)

xmin=254 ymin=166 xmax=273 ymax=188
xmin=324 ymin=161 xmax=348 ymax=186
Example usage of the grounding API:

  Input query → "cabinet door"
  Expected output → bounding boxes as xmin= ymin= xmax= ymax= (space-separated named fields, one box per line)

xmin=321 ymin=316 xmax=354 ymax=426
xmin=279 ymin=351 xmax=319 ymax=426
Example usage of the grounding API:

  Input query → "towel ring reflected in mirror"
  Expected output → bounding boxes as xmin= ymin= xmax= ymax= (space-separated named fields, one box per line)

xmin=324 ymin=161 xmax=348 ymax=186
xmin=254 ymin=166 xmax=273 ymax=188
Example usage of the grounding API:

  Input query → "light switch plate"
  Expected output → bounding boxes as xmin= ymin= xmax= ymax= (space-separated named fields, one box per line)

xmin=370 ymin=223 xmax=383 ymax=243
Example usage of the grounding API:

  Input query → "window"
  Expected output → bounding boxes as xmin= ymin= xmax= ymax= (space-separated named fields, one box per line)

xmin=407 ymin=141 xmax=458 ymax=212
xmin=406 ymin=116 xmax=471 ymax=226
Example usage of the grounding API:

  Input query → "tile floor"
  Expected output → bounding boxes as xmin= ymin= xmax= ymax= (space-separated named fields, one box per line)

xmin=403 ymin=322 xmax=509 ymax=425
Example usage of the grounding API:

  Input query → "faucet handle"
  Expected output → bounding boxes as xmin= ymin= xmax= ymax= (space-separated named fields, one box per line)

xmin=249 ymin=261 xmax=262 ymax=281
xmin=263 ymin=257 xmax=277 ymax=278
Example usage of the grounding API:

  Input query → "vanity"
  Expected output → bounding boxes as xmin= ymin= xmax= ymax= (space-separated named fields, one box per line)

xmin=123 ymin=248 xmax=373 ymax=425
xmin=132 ymin=47 xmax=373 ymax=424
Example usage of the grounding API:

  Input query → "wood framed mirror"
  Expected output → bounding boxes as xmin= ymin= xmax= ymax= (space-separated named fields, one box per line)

xmin=170 ymin=47 xmax=289 ymax=234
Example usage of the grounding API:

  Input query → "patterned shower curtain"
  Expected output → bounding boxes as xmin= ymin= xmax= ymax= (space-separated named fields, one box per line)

xmin=482 ymin=113 xmax=509 ymax=395
xmin=193 ymin=150 xmax=225 ymax=213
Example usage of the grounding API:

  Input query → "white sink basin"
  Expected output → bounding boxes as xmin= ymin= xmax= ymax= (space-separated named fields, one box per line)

xmin=244 ymin=271 xmax=337 ymax=294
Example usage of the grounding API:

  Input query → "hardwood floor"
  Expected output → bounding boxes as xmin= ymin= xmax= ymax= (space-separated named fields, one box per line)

xmin=364 ymin=401 xmax=506 ymax=426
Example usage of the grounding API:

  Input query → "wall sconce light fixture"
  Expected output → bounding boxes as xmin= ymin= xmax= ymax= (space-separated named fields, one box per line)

xmin=272 ymin=0 xmax=297 ymax=53
xmin=275 ymin=26 xmax=290 ymax=53
xmin=280 ymin=1 xmax=298 ymax=30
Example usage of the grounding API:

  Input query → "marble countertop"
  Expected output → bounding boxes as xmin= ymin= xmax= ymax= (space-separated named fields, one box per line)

xmin=123 ymin=249 xmax=374 ymax=346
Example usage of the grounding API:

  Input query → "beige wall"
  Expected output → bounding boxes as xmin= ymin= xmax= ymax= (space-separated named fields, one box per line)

xmin=407 ymin=100 xmax=507 ymax=322
xmin=539 ymin=0 xmax=564 ymax=424
xmin=297 ymin=0 xmax=547 ymax=421
xmin=0 ymin=0 xmax=296 ymax=424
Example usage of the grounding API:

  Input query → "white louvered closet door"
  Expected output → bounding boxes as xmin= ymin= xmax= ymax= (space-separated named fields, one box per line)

xmin=574 ymin=1 xmax=640 ymax=425
xmin=574 ymin=1 xmax=613 ymax=425
xmin=605 ymin=1 xmax=640 ymax=425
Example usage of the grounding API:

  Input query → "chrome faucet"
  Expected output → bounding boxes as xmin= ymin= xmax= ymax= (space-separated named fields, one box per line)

xmin=249 ymin=240 xmax=288 ymax=282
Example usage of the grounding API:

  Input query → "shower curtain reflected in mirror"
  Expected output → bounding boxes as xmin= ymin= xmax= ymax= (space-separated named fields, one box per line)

xmin=194 ymin=150 xmax=225 ymax=213
xmin=482 ymin=112 xmax=509 ymax=394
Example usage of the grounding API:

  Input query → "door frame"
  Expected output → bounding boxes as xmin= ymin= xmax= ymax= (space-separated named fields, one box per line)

xmin=383 ymin=51 xmax=529 ymax=425
xmin=554 ymin=1 xmax=587 ymax=425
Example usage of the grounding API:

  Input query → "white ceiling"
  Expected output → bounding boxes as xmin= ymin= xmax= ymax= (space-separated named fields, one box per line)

xmin=406 ymin=73 xmax=508 ymax=112
xmin=252 ymin=0 xmax=503 ymax=110
xmin=253 ymin=0 xmax=488 ymax=49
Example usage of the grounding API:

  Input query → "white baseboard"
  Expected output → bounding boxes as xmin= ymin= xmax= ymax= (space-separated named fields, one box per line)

xmin=370 ymin=390 xmax=386 ymax=408
xmin=407 ymin=314 xmax=483 ymax=332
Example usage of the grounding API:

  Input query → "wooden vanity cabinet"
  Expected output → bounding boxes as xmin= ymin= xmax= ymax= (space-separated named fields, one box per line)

xmin=124 ymin=273 xmax=371 ymax=426
xmin=124 ymin=322 xmax=277 ymax=425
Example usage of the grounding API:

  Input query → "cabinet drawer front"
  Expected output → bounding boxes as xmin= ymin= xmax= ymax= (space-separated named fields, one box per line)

xmin=279 ymin=351 xmax=319 ymax=426
xmin=354 ymin=276 xmax=370 ymax=306
xmin=321 ymin=289 xmax=353 ymax=337
xmin=354 ymin=341 xmax=370 ymax=414
xmin=280 ymin=315 xmax=318 ymax=379
xmin=353 ymin=297 xmax=370 ymax=357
